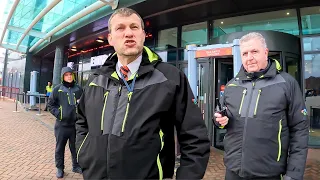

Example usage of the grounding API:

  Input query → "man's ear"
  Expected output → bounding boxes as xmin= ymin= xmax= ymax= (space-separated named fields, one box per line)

xmin=108 ymin=33 xmax=113 ymax=46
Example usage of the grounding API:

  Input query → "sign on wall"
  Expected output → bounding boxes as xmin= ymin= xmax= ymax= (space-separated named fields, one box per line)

xmin=90 ymin=54 xmax=111 ymax=67
xmin=195 ymin=47 xmax=232 ymax=58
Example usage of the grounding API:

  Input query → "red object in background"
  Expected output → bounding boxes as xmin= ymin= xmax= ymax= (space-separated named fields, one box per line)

xmin=220 ymin=85 xmax=225 ymax=91
xmin=145 ymin=20 xmax=150 ymax=27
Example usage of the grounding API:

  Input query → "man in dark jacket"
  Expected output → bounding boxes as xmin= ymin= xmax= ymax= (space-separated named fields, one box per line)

xmin=76 ymin=7 xmax=210 ymax=180
xmin=48 ymin=67 xmax=83 ymax=178
xmin=214 ymin=32 xmax=309 ymax=180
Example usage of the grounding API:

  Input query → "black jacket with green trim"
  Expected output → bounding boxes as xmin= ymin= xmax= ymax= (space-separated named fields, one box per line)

xmin=48 ymin=67 xmax=83 ymax=126
xmin=215 ymin=59 xmax=309 ymax=180
xmin=75 ymin=46 xmax=210 ymax=180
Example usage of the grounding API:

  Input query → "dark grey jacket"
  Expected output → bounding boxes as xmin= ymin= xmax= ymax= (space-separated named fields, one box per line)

xmin=215 ymin=59 xmax=309 ymax=180
xmin=48 ymin=67 xmax=83 ymax=126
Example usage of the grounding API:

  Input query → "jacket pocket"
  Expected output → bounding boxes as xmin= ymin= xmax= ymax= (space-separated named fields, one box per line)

xmin=277 ymin=119 xmax=282 ymax=162
xmin=77 ymin=133 xmax=89 ymax=163
xmin=59 ymin=106 xmax=62 ymax=120
xmin=253 ymin=89 xmax=262 ymax=116
xmin=224 ymin=86 xmax=247 ymax=117
xmin=101 ymin=91 xmax=109 ymax=131
xmin=121 ymin=92 xmax=133 ymax=134
xmin=238 ymin=89 xmax=247 ymax=115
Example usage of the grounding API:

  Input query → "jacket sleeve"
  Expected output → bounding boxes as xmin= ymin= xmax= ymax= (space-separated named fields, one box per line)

xmin=174 ymin=71 xmax=211 ymax=180
xmin=47 ymin=87 xmax=60 ymax=119
xmin=76 ymin=77 xmax=94 ymax=151
xmin=286 ymin=78 xmax=309 ymax=180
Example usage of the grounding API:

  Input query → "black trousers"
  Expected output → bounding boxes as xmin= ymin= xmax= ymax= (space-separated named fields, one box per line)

xmin=225 ymin=170 xmax=282 ymax=180
xmin=54 ymin=123 xmax=79 ymax=170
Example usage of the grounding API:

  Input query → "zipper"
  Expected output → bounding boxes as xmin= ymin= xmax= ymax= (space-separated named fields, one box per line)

xmin=157 ymin=130 xmax=164 ymax=180
xmin=121 ymin=92 xmax=133 ymax=134
xmin=59 ymin=105 xmax=62 ymax=120
xmin=73 ymin=93 xmax=78 ymax=114
xmin=253 ymin=89 xmax=262 ymax=116
xmin=277 ymin=119 xmax=282 ymax=162
xmin=238 ymin=89 xmax=247 ymax=115
xmin=67 ymin=93 xmax=70 ymax=105
xmin=101 ymin=91 xmax=109 ymax=131
xmin=240 ymin=81 xmax=256 ymax=176
xmin=76 ymin=133 xmax=89 ymax=163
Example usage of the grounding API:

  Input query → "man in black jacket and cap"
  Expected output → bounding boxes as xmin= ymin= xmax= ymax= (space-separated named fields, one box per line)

xmin=48 ymin=67 xmax=83 ymax=178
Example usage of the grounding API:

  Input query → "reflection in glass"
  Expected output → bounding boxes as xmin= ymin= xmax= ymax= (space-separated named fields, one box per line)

xmin=304 ymin=54 xmax=320 ymax=146
xmin=157 ymin=28 xmax=178 ymax=50
xmin=300 ymin=6 xmax=320 ymax=35
xmin=303 ymin=37 xmax=320 ymax=52
xmin=214 ymin=9 xmax=299 ymax=38
xmin=181 ymin=22 xmax=207 ymax=47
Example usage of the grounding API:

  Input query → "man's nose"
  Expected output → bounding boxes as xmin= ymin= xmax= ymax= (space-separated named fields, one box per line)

xmin=247 ymin=52 xmax=254 ymax=60
xmin=124 ymin=28 xmax=134 ymax=37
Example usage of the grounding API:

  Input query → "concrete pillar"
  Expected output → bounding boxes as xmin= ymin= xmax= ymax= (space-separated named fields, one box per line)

xmin=1 ymin=49 xmax=9 ymax=86
xmin=52 ymin=45 xmax=64 ymax=87
xmin=232 ymin=39 xmax=242 ymax=76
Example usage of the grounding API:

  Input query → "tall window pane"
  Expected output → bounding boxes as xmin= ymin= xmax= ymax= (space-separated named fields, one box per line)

xmin=301 ymin=6 xmax=320 ymax=35
xmin=181 ymin=22 xmax=207 ymax=47
xmin=304 ymin=54 xmax=320 ymax=146
xmin=157 ymin=28 xmax=178 ymax=50
xmin=214 ymin=9 xmax=299 ymax=38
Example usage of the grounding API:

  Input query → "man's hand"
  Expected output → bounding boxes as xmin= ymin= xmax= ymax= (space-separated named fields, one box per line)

xmin=214 ymin=113 xmax=229 ymax=126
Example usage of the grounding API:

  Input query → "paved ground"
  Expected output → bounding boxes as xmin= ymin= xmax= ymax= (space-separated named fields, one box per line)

xmin=0 ymin=99 xmax=320 ymax=179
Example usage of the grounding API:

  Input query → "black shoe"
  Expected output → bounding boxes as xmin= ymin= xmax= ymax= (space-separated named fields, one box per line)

xmin=56 ymin=168 xmax=64 ymax=178
xmin=72 ymin=166 xmax=83 ymax=174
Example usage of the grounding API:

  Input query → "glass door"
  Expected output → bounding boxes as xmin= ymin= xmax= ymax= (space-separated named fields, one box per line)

xmin=213 ymin=58 xmax=234 ymax=150
xmin=197 ymin=59 xmax=214 ymax=144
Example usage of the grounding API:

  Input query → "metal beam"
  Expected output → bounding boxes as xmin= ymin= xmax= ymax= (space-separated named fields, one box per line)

xmin=0 ymin=0 xmax=20 ymax=44
xmin=100 ymin=0 xmax=119 ymax=10
xmin=0 ymin=43 xmax=27 ymax=53
xmin=29 ymin=0 xmax=119 ymax=53
xmin=7 ymin=25 xmax=46 ymax=39
xmin=16 ymin=0 xmax=62 ymax=50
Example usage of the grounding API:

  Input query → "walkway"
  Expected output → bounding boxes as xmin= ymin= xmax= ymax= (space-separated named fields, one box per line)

xmin=0 ymin=99 xmax=319 ymax=180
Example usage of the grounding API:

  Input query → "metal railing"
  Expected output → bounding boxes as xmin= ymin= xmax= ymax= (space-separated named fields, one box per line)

xmin=0 ymin=90 xmax=49 ymax=115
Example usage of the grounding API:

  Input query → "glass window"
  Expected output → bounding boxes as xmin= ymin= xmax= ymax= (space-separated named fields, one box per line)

xmin=157 ymin=28 xmax=178 ymax=50
xmin=155 ymin=50 xmax=177 ymax=63
xmin=303 ymin=37 xmax=320 ymax=52
xmin=300 ymin=6 xmax=320 ymax=35
xmin=181 ymin=22 xmax=207 ymax=47
xmin=214 ymin=9 xmax=299 ymax=38
xmin=304 ymin=53 xmax=320 ymax=146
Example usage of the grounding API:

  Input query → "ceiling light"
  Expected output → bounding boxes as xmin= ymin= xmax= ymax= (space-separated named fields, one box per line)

xmin=96 ymin=38 xmax=104 ymax=43
xmin=221 ymin=21 xmax=224 ymax=24
xmin=286 ymin=12 xmax=290 ymax=15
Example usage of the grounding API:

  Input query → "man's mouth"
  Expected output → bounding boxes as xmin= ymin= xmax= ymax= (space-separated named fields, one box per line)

xmin=125 ymin=40 xmax=136 ymax=46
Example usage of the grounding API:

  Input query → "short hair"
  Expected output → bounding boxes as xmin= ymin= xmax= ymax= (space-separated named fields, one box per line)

xmin=239 ymin=32 xmax=267 ymax=49
xmin=108 ymin=7 xmax=144 ymax=32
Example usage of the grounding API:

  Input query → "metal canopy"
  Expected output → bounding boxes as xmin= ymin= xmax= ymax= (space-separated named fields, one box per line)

xmin=0 ymin=0 xmax=120 ymax=54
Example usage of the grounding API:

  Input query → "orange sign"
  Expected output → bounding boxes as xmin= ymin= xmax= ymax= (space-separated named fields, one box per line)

xmin=195 ymin=47 xmax=232 ymax=58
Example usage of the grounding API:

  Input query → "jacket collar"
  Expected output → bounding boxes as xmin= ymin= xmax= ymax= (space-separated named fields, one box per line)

xmin=236 ymin=58 xmax=282 ymax=81
xmin=94 ymin=46 xmax=161 ymax=81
